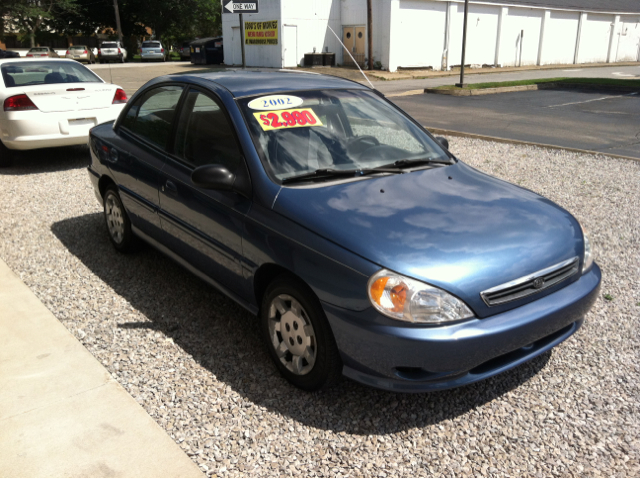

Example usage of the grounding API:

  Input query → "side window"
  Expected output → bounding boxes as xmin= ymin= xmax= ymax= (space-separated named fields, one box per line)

xmin=121 ymin=85 xmax=184 ymax=149
xmin=174 ymin=89 xmax=243 ymax=171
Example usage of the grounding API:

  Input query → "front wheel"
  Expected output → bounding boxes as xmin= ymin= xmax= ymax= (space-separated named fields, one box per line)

xmin=103 ymin=186 xmax=139 ymax=253
xmin=261 ymin=276 xmax=342 ymax=391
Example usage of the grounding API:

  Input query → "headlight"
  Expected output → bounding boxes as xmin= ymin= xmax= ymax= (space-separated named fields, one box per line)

xmin=368 ymin=269 xmax=475 ymax=324
xmin=581 ymin=224 xmax=594 ymax=273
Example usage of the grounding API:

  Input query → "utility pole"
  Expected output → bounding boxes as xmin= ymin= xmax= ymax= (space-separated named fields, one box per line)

xmin=456 ymin=0 xmax=469 ymax=87
xmin=367 ymin=0 xmax=373 ymax=70
xmin=112 ymin=0 xmax=123 ymax=44
xmin=240 ymin=13 xmax=246 ymax=68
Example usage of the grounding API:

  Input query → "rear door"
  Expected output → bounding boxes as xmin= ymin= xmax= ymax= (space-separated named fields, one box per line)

xmin=109 ymin=84 xmax=185 ymax=238
xmin=158 ymin=87 xmax=252 ymax=297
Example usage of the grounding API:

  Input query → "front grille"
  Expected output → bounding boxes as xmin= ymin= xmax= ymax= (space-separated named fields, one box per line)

xmin=481 ymin=257 xmax=579 ymax=307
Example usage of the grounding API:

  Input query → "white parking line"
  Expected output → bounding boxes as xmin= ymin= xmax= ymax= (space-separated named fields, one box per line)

xmin=546 ymin=92 xmax=638 ymax=108
xmin=613 ymin=72 xmax=636 ymax=77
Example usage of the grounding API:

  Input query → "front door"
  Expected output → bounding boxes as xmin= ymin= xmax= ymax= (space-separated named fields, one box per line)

xmin=283 ymin=25 xmax=298 ymax=67
xmin=159 ymin=88 xmax=251 ymax=298
xmin=342 ymin=26 xmax=365 ymax=67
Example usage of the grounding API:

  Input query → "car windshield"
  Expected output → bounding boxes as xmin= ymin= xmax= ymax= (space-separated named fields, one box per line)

xmin=102 ymin=43 xmax=117 ymax=48
xmin=239 ymin=89 xmax=451 ymax=182
xmin=142 ymin=42 xmax=161 ymax=48
xmin=1 ymin=61 xmax=102 ymax=88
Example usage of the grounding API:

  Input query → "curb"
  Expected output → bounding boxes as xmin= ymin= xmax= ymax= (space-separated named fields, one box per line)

xmin=425 ymin=127 xmax=640 ymax=163
xmin=369 ymin=61 xmax=640 ymax=81
xmin=425 ymin=82 xmax=640 ymax=96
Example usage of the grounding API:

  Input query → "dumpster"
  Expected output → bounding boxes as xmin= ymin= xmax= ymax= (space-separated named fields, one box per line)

xmin=303 ymin=53 xmax=323 ymax=67
xmin=190 ymin=37 xmax=224 ymax=65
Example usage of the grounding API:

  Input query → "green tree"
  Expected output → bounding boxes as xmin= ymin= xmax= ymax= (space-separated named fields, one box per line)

xmin=6 ymin=0 xmax=80 ymax=47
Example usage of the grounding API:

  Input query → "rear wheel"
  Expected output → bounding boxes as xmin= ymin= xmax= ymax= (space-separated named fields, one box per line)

xmin=261 ymin=276 xmax=342 ymax=391
xmin=0 ymin=140 xmax=13 ymax=167
xmin=103 ymin=186 xmax=139 ymax=253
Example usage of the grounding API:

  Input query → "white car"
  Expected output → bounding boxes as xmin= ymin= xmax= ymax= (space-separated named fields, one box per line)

xmin=0 ymin=58 xmax=128 ymax=166
xmin=98 ymin=41 xmax=127 ymax=63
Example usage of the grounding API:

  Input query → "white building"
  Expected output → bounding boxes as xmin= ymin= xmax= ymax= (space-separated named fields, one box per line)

xmin=222 ymin=0 xmax=640 ymax=72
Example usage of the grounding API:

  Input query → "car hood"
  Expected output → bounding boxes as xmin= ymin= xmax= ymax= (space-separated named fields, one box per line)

xmin=273 ymin=162 xmax=583 ymax=317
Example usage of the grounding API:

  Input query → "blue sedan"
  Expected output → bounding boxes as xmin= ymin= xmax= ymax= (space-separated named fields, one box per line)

xmin=87 ymin=71 xmax=601 ymax=392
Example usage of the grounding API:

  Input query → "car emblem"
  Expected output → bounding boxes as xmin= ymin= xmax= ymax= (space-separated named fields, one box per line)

xmin=532 ymin=277 xmax=545 ymax=289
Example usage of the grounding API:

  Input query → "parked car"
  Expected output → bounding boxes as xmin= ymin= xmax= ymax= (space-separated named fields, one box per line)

xmin=98 ymin=41 xmax=127 ymax=63
xmin=87 ymin=71 xmax=600 ymax=392
xmin=26 ymin=47 xmax=59 ymax=58
xmin=140 ymin=41 xmax=166 ymax=62
xmin=178 ymin=41 xmax=191 ymax=61
xmin=0 ymin=48 xmax=20 ymax=59
xmin=65 ymin=45 xmax=96 ymax=64
xmin=0 ymin=58 xmax=128 ymax=166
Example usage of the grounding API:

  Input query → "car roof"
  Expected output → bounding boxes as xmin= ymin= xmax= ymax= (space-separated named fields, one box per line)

xmin=0 ymin=57 xmax=78 ymax=65
xmin=172 ymin=70 xmax=370 ymax=98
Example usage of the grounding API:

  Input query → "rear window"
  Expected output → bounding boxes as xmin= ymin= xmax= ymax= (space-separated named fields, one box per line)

xmin=101 ymin=42 xmax=118 ymax=48
xmin=70 ymin=46 xmax=87 ymax=50
xmin=1 ymin=61 xmax=102 ymax=88
xmin=142 ymin=42 xmax=161 ymax=48
xmin=29 ymin=48 xmax=48 ymax=52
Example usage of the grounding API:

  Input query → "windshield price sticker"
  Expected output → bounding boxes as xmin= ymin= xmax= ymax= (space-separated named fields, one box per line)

xmin=254 ymin=108 xmax=323 ymax=131
xmin=248 ymin=95 xmax=304 ymax=111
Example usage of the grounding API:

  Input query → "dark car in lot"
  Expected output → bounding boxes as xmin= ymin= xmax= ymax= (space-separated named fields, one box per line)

xmin=87 ymin=71 xmax=600 ymax=392
xmin=0 ymin=48 xmax=20 ymax=59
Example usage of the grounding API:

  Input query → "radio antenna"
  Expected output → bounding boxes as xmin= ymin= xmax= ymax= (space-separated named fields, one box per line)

xmin=326 ymin=25 xmax=375 ymax=89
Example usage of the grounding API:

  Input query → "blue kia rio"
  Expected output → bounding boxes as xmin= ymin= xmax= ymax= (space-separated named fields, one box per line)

xmin=87 ymin=71 xmax=601 ymax=392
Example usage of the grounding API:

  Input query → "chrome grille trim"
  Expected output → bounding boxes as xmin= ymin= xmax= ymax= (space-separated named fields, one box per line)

xmin=481 ymin=256 xmax=580 ymax=307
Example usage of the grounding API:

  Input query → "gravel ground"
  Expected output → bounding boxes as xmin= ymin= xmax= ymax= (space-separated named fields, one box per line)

xmin=0 ymin=139 xmax=638 ymax=477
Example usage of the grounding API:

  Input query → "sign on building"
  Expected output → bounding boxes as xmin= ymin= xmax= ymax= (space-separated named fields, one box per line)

xmin=244 ymin=20 xmax=278 ymax=45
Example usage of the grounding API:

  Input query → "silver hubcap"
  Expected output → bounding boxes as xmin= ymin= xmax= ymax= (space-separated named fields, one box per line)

xmin=105 ymin=194 xmax=125 ymax=244
xmin=268 ymin=294 xmax=316 ymax=376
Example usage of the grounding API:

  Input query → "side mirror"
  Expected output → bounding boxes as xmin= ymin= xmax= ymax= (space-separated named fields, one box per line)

xmin=191 ymin=164 xmax=235 ymax=190
xmin=435 ymin=136 xmax=449 ymax=150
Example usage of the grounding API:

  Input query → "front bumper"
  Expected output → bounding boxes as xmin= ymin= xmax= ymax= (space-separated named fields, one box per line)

xmin=324 ymin=263 xmax=601 ymax=392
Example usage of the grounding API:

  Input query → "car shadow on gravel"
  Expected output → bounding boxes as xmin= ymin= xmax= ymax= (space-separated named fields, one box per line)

xmin=52 ymin=212 xmax=551 ymax=436
xmin=1 ymin=145 xmax=90 ymax=175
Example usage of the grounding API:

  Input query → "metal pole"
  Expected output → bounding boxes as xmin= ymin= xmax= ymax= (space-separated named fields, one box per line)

xmin=240 ymin=13 xmax=246 ymax=68
xmin=112 ymin=0 xmax=123 ymax=44
xmin=367 ymin=0 xmax=373 ymax=70
xmin=456 ymin=0 xmax=469 ymax=88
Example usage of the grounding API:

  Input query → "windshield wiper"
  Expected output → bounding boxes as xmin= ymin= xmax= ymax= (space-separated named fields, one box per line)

xmin=374 ymin=157 xmax=453 ymax=170
xmin=281 ymin=167 xmax=401 ymax=185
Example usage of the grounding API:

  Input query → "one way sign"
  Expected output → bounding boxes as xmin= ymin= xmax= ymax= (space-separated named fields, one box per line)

xmin=223 ymin=1 xmax=259 ymax=13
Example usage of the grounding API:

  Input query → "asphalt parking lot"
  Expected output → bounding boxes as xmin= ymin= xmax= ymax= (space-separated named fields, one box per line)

xmin=392 ymin=89 xmax=640 ymax=159
xmin=1 ymin=138 xmax=638 ymax=476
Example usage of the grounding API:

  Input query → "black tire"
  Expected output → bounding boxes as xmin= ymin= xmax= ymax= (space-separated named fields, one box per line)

xmin=103 ymin=186 xmax=139 ymax=253
xmin=261 ymin=275 xmax=342 ymax=391
xmin=0 ymin=140 xmax=13 ymax=167
xmin=120 ymin=55 xmax=125 ymax=63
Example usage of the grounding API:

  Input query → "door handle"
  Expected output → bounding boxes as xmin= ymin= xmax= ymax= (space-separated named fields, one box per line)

xmin=163 ymin=180 xmax=178 ymax=194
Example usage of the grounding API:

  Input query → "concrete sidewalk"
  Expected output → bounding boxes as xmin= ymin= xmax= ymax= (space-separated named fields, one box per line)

xmin=0 ymin=258 xmax=203 ymax=477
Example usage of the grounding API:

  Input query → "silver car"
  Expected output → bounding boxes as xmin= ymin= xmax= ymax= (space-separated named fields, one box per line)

xmin=26 ymin=47 xmax=60 ymax=58
xmin=140 ymin=41 xmax=166 ymax=62
xmin=99 ymin=41 xmax=127 ymax=63
xmin=65 ymin=45 xmax=96 ymax=64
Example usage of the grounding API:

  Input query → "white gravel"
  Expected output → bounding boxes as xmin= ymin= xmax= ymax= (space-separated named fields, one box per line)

xmin=0 ymin=139 xmax=638 ymax=477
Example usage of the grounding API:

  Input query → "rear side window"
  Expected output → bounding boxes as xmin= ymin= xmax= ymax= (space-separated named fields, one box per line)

xmin=121 ymin=85 xmax=184 ymax=149
xmin=174 ymin=89 xmax=243 ymax=171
